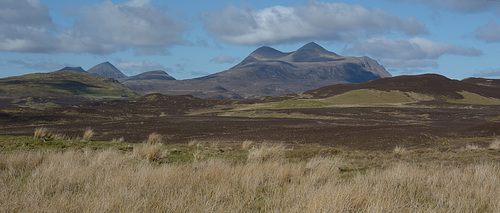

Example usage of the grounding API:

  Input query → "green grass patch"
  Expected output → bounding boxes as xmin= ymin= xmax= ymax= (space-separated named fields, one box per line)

xmin=448 ymin=91 xmax=500 ymax=105
xmin=0 ymin=135 xmax=136 ymax=152
xmin=323 ymin=89 xmax=415 ymax=105
xmin=268 ymin=99 xmax=333 ymax=109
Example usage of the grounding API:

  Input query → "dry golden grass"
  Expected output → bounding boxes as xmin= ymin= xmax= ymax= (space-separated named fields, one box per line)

xmin=489 ymin=139 xmax=500 ymax=150
xmin=187 ymin=139 xmax=198 ymax=146
xmin=466 ymin=143 xmax=481 ymax=150
xmin=133 ymin=143 xmax=165 ymax=163
xmin=82 ymin=127 xmax=94 ymax=141
xmin=241 ymin=140 xmax=254 ymax=150
xmin=33 ymin=127 xmax=69 ymax=140
xmin=1 ymin=146 xmax=499 ymax=212
xmin=33 ymin=127 xmax=50 ymax=139
xmin=111 ymin=137 xmax=125 ymax=142
xmin=247 ymin=142 xmax=286 ymax=163
xmin=147 ymin=132 xmax=163 ymax=144
xmin=393 ymin=145 xmax=407 ymax=154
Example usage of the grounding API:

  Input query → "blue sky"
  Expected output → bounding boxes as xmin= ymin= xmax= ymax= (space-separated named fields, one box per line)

xmin=1 ymin=0 xmax=500 ymax=80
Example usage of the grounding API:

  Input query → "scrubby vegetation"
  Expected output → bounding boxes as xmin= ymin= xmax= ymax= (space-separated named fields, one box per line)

xmin=1 ymin=134 xmax=500 ymax=212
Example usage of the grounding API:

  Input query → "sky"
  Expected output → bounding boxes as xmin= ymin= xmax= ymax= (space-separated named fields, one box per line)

xmin=1 ymin=0 xmax=500 ymax=80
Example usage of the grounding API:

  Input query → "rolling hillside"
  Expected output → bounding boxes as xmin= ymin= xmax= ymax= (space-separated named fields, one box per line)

xmin=0 ymin=71 xmax=140 ymax=108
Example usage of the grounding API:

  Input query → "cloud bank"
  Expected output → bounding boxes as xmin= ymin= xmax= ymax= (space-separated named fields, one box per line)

xmin=474 ymin=68 xmax=500 ymax=77
xmin=116 ymin=60 xmax=168 ymax=73
xmin=474 ymin=21 xmax=500 ymax=43
xmin=0 ymin=0 xmax=187 ymax=54
xmin=211 ymin=54 xmax=240 ymax=63
xmin=204 ymin=1 xmax=427 ymax=45
xmin=346 ymin=37 xmax=483 ymax=70
xmin=391 ymin=0 xmax=498 ymax=13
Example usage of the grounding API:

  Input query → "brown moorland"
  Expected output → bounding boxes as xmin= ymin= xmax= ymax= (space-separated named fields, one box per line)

xmin=1 ymin=74 xmax=499 ymax=151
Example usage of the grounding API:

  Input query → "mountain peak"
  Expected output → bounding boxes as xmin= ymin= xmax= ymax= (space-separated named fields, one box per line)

xmin=291 ymin=42 xmax=339 ymax=62
xmin=298 ymin=42 xmax=323 ymax=50
xmin=57 ymin=66 xmax=86 ymax=73
xmin=250 ymin=46 xmax=287 ymax=59
xmin=87 ymin=62 xmax=127 ymax=79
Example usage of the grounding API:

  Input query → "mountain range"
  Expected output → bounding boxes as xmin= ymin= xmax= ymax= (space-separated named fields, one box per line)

xmin=122 ymin=42 xmax=391 ymax=98
xmin=54 ymin=42 xmax=391 ymax=99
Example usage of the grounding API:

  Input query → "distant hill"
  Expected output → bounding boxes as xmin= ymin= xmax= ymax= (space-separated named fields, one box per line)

xmin=0 ymin=71 xmax=139 ymax=98
xmin=302 ymin=74 xmax=500 ymax=105
xmin=462 ymin=77 xmax=500 ymax=88
xmin=120 ymin=70 xmax=176 ymax=82
xmin=57 ymin=66 xmax=86 ymax=72
xmin=122 ymin=42 xmax=391 ymax=99
xmin=87 ymin=62 xmax=127 ymax=79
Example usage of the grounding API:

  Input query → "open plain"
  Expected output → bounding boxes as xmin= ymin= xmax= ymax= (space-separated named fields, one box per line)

xmin=1 ymin=74 xmax=500 ymax=212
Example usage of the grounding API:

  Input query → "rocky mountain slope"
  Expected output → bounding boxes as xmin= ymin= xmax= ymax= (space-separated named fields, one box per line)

xmin=57 ymin=66 xmax=86 ymax=72
xmin=123 ymin=42 xmax=391 ymax=99
xmin=86 ymin=62 xmax=127 ymax=79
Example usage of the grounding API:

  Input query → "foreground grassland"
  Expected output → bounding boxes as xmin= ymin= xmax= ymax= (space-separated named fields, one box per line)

xmin=1 ymin=136 xmax=500 ymax=212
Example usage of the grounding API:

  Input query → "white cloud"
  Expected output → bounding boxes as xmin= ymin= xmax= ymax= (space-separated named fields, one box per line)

xmin=203 ymin=1 xmax=427 ymax=45
xmin=0 ymin=0 xmax=187 ymax=54
xmin=392 ymin=0 xmax=498 ymax=13
xmin=475 ymin=21 xmax=500 ymax=42
xmin=8 ymin=59 xmax=70 ymax=71
xmin=116 ymin=60 xmax=167 ymax=72
xmin=0 ymin=0 xmax=57 ymax=52
xmin=211 ymin=54 xmax=240 ymax=63
xmin=346 ymin=37 xmax=482 ymax=69
xmin=474 ymin=68 xmax=500 ymax=77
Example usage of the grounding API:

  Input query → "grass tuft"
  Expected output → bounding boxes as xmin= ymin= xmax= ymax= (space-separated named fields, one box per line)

xmin=34 ymin=127 xmax=51 ymax=139
xmin=34 ymin=127 xmax=69 ymax=140
xmin=111 ymin=137 xmax=125 ymax=143
xmin=393 ymin=145 xmax=408 ymax=154
xmin=247 ymin=143 xmax=286 ymax=163
xmin=147 ymin=133 xmax=163 ymax=145
xmin=465 ymin=144 xmax=480 ymax=150
xmin=489 ymin=139 xmax=500 ymax=150
xmin=83 ymin=128 xmax=94 ymax=141
xmin=133 ymin=143 xmax=165 ymax=163
xmin=241 ymin=140 xmax=254 ymax=150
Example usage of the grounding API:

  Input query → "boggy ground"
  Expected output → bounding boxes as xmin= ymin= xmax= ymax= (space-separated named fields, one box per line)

xmin=1 ymin=93 xmax=499 ymax=151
